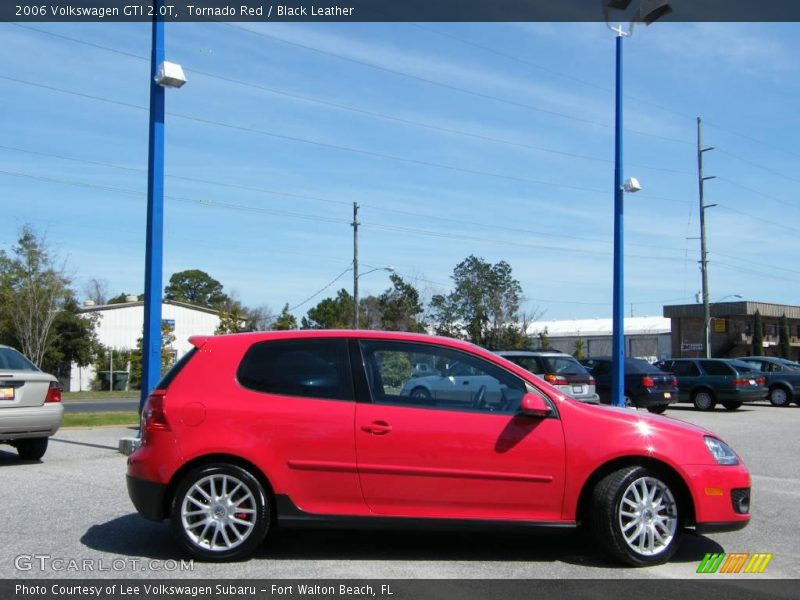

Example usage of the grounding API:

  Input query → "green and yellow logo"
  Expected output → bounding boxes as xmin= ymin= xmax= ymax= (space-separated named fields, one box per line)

xmin=697 ymin=552 xmax=773 ymax=574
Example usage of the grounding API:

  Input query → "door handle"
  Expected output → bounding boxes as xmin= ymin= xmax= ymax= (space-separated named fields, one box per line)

xmin=361 ymin=421 xmax=392 ymax=435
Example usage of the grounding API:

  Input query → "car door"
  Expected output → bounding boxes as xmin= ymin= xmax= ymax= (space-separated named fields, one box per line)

xmin=664 ymin=360 xmax=699 ymax=401
xmin=354 ymin=339 xmax=566 ymax=521
xmin=235 ymin=337 xmax=363 ymax=515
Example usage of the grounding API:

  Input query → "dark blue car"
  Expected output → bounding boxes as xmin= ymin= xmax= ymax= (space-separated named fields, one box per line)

xmin=580 ymin=357 xmax=679 ymax=413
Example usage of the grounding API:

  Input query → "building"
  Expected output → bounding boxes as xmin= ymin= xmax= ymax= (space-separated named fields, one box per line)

xmin=69 ymin=298 xmax=224 ymax=392
xmin=526 ymin=316 xmax=672 ymax=361
xmin=663 ymin=301 xmax=800 ymax=360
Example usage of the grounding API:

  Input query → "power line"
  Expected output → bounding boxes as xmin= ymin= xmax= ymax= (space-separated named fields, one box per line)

xmin=288 ymin=265 xmax=353 ymax=311
xmin=8 ymin=23 xmax=692 ymax=177
xmin=3 ymin=75 xmax=695 ymax=200
xmin=223 ymin=23 xmax=691 ymax=146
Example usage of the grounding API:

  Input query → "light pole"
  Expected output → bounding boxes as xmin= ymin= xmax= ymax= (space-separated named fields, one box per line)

xmin=353 ymin=266 xmax=394 ymax=329
xmin=705 ymin=294 xmax=742 ymax=357
xmin=604 ymin=0 xmax=672 ymax=407
xmin=140 ymin=0 xmax=186 ymax=412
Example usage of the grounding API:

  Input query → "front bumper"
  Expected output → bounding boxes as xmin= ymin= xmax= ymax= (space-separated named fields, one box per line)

xmin=0 ymin=403 xmax=64 ymax=440
xmin=683 ymin=463 xmax=751 ymax=531
xmin=126 ymin=475 xmax=168 ymax=521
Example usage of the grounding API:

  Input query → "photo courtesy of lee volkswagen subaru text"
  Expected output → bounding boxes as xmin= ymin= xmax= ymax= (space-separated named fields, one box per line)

xmin=127 ymin=331 xmax=750 ymax=565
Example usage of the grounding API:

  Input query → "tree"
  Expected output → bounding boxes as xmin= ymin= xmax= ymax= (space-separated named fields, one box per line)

xmin=779 ymin=314 xmax=791 ymax=359
xmin=128 ymin=322 xmax=175 ymax=389
xmin=272 ymin=304 xmax=298 ymax=330
xmin=164 ymin=269 xmax=228 ymax=308
xmin=84 ymin=278 xmax=109 ymax=305
xmin=301 ymin=289 xmax=353 ymax=329
xmin=107 ymin=292 xmax=140 ymax=304
xmin=0 ymin=226 xmax=71 ymax=367
xmin=378 ymin=274 xmax=425 ymax=332
xmin=752 ymin=310 xmax=764 ymax=356
xmin=538 ymin=327 xmax=552 ymax=350
xmin=428 ymin=256 xmax=526 ymax=349
xmin=42 ymin=298 xmax=99 ymax=382
xmin=573 ymin=337 xmax=586 ymax=360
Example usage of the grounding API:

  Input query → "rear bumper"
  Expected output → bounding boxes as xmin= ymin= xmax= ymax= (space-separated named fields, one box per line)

xmin=126 ymin=475 xmax=167 ymax=521
xmin=0 ymin=404 xmax=63 ymax=441
xmin=719 ymin=388 xmax=768 ymax=403
xmin=633 ymin=389 xmax=679 ymax=407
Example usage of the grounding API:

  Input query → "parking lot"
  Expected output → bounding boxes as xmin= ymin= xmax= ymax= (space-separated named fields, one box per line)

xmin=1 ymin=403 xmax=797 ymax=580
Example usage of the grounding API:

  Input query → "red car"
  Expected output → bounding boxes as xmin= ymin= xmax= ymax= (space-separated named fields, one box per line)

xmin=127 ymin=331 xmax=750 ymax=565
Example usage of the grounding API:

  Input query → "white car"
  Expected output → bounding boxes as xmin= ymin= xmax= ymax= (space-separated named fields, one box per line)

xmin=0 ymin=345 xmax=64 ymax=460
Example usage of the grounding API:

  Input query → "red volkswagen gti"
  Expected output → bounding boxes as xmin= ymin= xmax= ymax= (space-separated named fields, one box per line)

xmin=126 ymin=331 xmax=750 ymax=565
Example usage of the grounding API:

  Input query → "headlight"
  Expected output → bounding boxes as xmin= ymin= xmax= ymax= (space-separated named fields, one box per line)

xmin=704 ymin=436 xmax=739 ymax=465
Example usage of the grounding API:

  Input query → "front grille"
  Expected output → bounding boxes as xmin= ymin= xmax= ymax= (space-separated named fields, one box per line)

xmin=732 ymin=488 xmax=750 ymax=514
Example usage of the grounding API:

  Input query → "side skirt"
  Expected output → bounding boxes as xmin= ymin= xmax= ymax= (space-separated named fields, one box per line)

xmin=274 ymin=495 xmax=577 ymax=532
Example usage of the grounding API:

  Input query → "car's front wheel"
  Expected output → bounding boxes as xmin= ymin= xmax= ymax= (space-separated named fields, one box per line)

xmin=15 ymin=437 xmax=48 ymax=460
xmin=692 ymin=390 xmax=716 ymax=411
xmin=171 ymin=463 xmax=270 ymax=561
xmin=590 ymin=466 xmax=681 ymax=566
xmin=722 ymin=401 xmax=742 ymax=411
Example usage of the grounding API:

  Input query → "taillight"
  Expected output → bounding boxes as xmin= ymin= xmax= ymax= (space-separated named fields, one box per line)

xmin=588 ymin=377 xmax=596 ymax=386
xmin=544 ymin=374 xmax=568 ymax=385
xmin=733 ymin=378 xmax=751 ymax=387
xmin=756 ymin=377 xmax=765 ymax=386
xmin=45 ymin=382 xmax=62 ymax=403
xmin=672 ymin=376 xmax=678 ymax=387
xmin=142 ymin=389 xmax=170 ymax=431
xmin=642 ymin=376 xmax=655 ymax=388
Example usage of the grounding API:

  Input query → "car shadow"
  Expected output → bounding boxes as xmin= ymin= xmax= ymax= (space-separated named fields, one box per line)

xmin=666 ymin=406 xmax=758 ymax=413
xmin=82 ymin=514 xmax=724 ymax=568
xmin=0 ymin=447 xmax=40 ymax=467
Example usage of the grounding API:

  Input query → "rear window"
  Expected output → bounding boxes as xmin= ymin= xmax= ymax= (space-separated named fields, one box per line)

xmin=237 ymin=339 xmax=353 ymax=401
xmin=624 ymin=358 xmax=660 ymax=373
xmin=155 ymin=347 xmax=197 ymax=390
xmin=700 ymin=360 xmax=734 ymax=376
xmin=670 ymin=361 xmax=700 ymax=376
xmin=541 ymin=356 xmax=589 ymax=375
xmin=0 ymin=348 xmax=39 ymax=371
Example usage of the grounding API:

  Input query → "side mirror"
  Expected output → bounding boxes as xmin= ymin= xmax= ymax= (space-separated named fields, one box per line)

xmin=519 ymin=393 xmax=552 ymax=418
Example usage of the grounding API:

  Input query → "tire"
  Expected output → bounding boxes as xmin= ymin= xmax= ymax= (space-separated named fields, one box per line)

xmin=170 ymin=463 xmax=270 ymax=561
xmin=589 ymin=466 xmax=682 ymax=566
xmin=623 ymin=394 xmax=635 ymax=409
xmin=692 ymin=390 xmax=716 ymax=411
xmin=647 ymin=405 xmax=667 ymax=415
xmin=410 ymin=387 xmax=431 ymax=400
xmin=721 ymin=401 xmax=742 ymax=411
xmin=768 ymin=386 xmax=792 ymax=407
xmin=15 ymin=437 xmax=48 ymax=460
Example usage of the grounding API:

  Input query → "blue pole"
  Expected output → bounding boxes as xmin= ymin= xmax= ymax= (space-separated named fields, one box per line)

xmin=141 ymin=2 xmax=165 ymax=411
xmin=611 ymin=33 xmax=625 ymax=407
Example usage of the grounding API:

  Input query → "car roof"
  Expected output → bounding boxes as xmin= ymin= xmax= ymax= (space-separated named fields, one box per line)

xmin=494 ymin=350 xmax=572 ymax=357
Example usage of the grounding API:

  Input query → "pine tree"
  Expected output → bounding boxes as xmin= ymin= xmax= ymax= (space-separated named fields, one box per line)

xmin=752 ymin=310 xmax=764 ymax=356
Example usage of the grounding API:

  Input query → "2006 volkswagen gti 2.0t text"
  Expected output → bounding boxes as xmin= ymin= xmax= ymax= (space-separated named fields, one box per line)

xmin=126 ymin=331 xmax=750 ymax=565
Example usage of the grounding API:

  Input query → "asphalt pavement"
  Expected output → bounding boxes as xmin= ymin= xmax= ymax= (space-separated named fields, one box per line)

xmin=1 ymin=403 xmax=797 ymax=580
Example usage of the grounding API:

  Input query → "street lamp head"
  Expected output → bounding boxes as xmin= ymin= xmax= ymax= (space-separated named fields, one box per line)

xmin=155 ymin=61 xmax=187 ymax=88
xmin=634 ymin=0 xmax=673 ymax=24
xmin=623 ymin=177 xmax=642 ymax=193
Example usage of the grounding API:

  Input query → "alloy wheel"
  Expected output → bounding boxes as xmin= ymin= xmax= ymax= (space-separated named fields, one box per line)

xmin=617 ymin=476 xmax=678 ymax=557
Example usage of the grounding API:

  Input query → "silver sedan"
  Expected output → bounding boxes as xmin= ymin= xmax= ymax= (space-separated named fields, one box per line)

xmin=0 ymin=345 xmax=64 ymax=460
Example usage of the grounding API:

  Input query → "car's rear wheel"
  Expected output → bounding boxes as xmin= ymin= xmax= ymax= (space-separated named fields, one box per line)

xmin=410 ymin=387 xmax=431 ymax=400
xmin=722 ymin=401 xmax=742 ymax=411
xmin=590 ymin=466 xmax=681 ymax=566
xmin=768 ymin=386 xmax=791 ymax=407
xmin=171 ymin=463 xmax=270 ymax=561
xmin=15 ymin=437 xmax=48 ymax=460
xmin=647 ymin=405 xmax=667 ymax=415
xmin=623 ymin=394 xmax=635 ymax=409
xmin=692 ymin=390 xmax=716 ymax=411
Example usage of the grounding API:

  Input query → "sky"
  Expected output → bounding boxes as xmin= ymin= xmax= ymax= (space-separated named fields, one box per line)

xmin=1 ymin=21 xmax=799 ymax=322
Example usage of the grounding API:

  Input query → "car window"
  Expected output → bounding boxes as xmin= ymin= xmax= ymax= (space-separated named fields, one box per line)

xmin=778 ymin=359 xmax=800 ymax=371
xmin=670 ymin=361 xmax=700 ymax=376
xmin=590 ymin=361 xmax=611 ymax=376
xmin=700 ymin=361 xmax=733 ymax=376
xmin=360 ymin=340 xmax=527 ymax=415
xmin=237 ymin=339 xmax=353 ymax=401
xmin=739 ymin=359 xmax=765 ymax=371
xmin=542 ymin=356 xmax=588 ymax=375
xmin=503 ymin=356 xmax=543 ymax=374
xmin=0 ymin=348 xmax=39 ymax=371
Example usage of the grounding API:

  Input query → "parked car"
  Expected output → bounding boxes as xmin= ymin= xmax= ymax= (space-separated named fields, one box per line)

xmin=579 ymin=357 xmax=678 ymax=414
xmin=127 ymin=331 xmax=750 ymax=566
xmin=654 ymin=358 xmax=767 ymax=411
xmin=737 ymin=356 xmax=800 ymax=407
xmin=495 ymin=349 xmax=599 ymax=403
xmin=410 ymin=362 xmax=437 ymax=378
xmin=0 ymin=345 xmax=64 ymax=460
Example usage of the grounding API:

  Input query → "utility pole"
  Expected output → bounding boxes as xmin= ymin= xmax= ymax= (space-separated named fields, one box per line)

xmin=352 ymin=202 xmax=359 ymax=329
xmin=697 ymin=117 xmax=717 ymax=359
